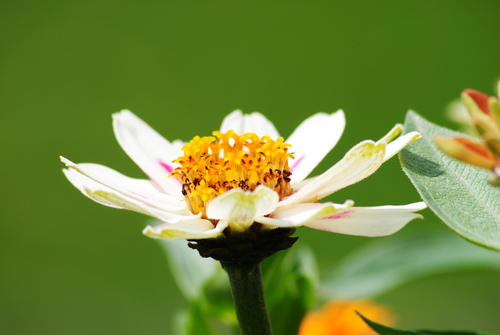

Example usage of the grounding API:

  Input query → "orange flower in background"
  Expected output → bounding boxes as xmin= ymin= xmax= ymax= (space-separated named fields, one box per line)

xmin=298 ymin=300 xmax=394 ymax=335
xmin=434 ymin=81 xmax=500 ymax=185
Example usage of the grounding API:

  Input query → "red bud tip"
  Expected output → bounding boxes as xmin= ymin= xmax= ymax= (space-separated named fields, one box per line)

xmin=463 ymin=89 xmax=492 ymax=116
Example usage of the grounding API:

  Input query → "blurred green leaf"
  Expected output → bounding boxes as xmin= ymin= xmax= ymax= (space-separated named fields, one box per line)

xmin=172 ymin=309 xmax=189 ymax=335
xmin=321 ymin=230 xmax=500 ymax=299
xmin=358 ymin=312 xmax=496 ymax=335
xmin=155 ymin=226 xmax=217 ymax=299
xmin=265 ymin=246 xmax=318 ymax=335
xmin=199 ymin=268 xmax=237 ymax=325
xmin=400 ymin=111 xmax=500 ymax=251
xmin=179 ymin=303 xmax=216 ymax=335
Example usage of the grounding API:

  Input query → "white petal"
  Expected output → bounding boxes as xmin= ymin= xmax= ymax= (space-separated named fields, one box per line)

xmin=219 ymin=110 xmax=280 ymax=138
xmin=63 ymin=167 xmax=197 ymax=223
xmin=206 ymin=185 xmax=279 ymax=231
xmin=290 ymin=175 xmax=318 ymax=191
xmin=304 ymin=202 xmax=427 ymax=237
xmin=382 ymin=131 xmax=421 ymax=161
xmin=279 ymin=140 xmax=386 ymax=206
xmin=113 ymin=110 xmax=184 ymax=196
xmin=64 ymin=168 xmax=127 ymax=210
xmin=143 ymin=219 xmax=228 ymax=240
xmin=287 ymin=110 xmax=346 ymax=183
xmin=171 ymin=139 xmax=186 ymax=153
xmin=377 ymin=124 xmax=403 ymax=144
xmin=256 ymin=200 xmax=353 ymax=228
xmin=61 ymin=157 xmax=186 ymax=212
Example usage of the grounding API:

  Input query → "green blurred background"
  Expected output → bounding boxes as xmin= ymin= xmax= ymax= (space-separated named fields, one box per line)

xmin=2 ymin=1 xmax=500 ymax=334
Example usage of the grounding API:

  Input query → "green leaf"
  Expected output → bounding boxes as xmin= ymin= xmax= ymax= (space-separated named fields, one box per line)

xmin=358 ymin=312 xmax=496 ymax=335
xmin=174 ymin=302 xmax=216 ymax=335
xmin=281 ymin=246 xmax=318 ymax=309
xmin=265 ymin=246 xmax=319 ymax=335
xmin=400 ymin=111 xmax=500 ymax=251
xmin=199 ymin=268 xmax=237 ymax=325
xmin=320 ymin=230 xmax=500 ymax=299
xmin=154 ymin=224 xmax=217 ymax=299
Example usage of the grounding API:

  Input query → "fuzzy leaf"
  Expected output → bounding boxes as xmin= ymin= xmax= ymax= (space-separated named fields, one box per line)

xmin=400 ymin=111 xmax=500 ymax=251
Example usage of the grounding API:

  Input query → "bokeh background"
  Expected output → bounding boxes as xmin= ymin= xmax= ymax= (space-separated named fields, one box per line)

xmin=2 ymin=1 xmax=500 ymax=334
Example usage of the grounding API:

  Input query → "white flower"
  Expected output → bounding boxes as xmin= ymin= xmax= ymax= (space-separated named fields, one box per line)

xmin=61 ymin=109 xmax=426 ymax=240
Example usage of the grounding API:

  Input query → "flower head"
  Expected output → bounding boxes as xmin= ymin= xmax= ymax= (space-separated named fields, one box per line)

xmin=170 ymin=130 xmax=294 ymax=222
xmin=298 ymin=300 xmax=394 ymax=335
xmin=434 ymin=81 xmax=500 ymax=185
xmin=61 ymin=110 xmax=425 ymax=245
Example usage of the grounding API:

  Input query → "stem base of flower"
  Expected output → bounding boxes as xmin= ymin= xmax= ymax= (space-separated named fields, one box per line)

xmin=188 ymin=225 xmax=297 ymax=269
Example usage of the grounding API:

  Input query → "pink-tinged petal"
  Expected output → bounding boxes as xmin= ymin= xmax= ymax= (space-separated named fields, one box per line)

xmin=304 ymin=202 xmax=426 ymax=237
xmin=219 ymin=110 xmax=280 ymax=138
xmin=434 ymin=136 xmax=496 ymax=170
xmin=286 ymin=111 xmax=346 ymax=183
xmin=206 ymin=185 xmax=279 ymax=232
xmin=256 ymin=200 xmax=353 ymax=228
xmin=63 ymin=167 xmax=197 ymax=223
xmin=61 ymin=157 xmax=193 ymax=214
xmin=279 ymin=140 xmax=386 ymax=206
xmin=113 ymin=110 xmax=184 ymax=196
xmin=143 ymin=219 xmax=228 ymax=240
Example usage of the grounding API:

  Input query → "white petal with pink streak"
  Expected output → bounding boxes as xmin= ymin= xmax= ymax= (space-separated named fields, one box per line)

xmin=256 ymin=200 xmax=353 ymax=227
xmin=279 ymin=140 xmax=386 ymax=206
xmin=304 ymin=202 xmax=427 ymax=237
xmin=113 ymin=110 xmax=183 ymax=196
xmin=286 ymin=110 xmax=345 ymax=183
xmin=62 ymin=166 xmax=197 ymax=223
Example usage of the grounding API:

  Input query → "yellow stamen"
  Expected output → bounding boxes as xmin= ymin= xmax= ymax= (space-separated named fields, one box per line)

xmin=310 ymin=195 xmax=319 ymax=203
xmin=170 ymin=130 xmax=294 ymax=218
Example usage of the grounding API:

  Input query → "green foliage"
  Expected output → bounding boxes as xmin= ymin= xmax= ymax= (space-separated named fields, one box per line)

xmin=320 ymin=230 xmax=500 ymax=299
xmin=400 ymin=111 xmax=500 ymax=251
xmin=160 ymin=228 xmax=500 ymax=334
xmin=264 ymin=247 xmax=318 ymax=335
xmin=358 ymin=312 xmax=496 ymax=335
xmin=157 ymin=238 xmax=222 ymax=334
xmin=156 ymin=237 xmax=217 ymax=299
xmin=199 ymin=270 xmax=236 ymax=325
xmin=174 ymin=303 xmax=215 ymax=335
xmin=158 ymin=234 xmax=319 ymax=335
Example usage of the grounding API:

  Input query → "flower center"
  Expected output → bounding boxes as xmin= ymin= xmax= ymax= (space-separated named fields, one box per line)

xmin=170 ymin=130 xmax=294 ymax=217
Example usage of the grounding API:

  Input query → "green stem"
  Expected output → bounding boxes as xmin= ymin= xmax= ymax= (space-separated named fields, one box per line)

xmin=223 ymin=263 xmax=273 ymax=335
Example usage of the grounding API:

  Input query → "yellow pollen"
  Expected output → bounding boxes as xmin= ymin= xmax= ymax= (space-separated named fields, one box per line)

xmin=170 ymin=130 xmax=294 ymax=218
